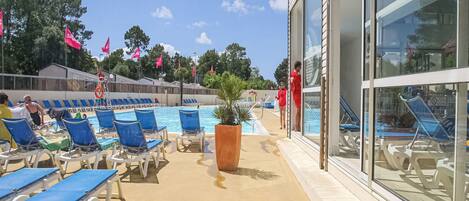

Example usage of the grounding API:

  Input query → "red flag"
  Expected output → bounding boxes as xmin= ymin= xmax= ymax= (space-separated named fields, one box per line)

xmin=101 ymin=37 xmax=110 ymax=55
xmin=155 ymin=54 xmax=163 ymax=68
xmin=0 ymin=10 xmax=3 ymax=38
xmin=64 ymin=26 xmax=81 ymax=50
xmin=192 ymin=65 xmax=196 ymax=77
xmin=131 ymin=47 xmax=140 ymax=60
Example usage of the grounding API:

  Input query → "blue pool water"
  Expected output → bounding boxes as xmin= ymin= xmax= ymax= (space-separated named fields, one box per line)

xmin=87 ymin=106 xmax=265 ymax=134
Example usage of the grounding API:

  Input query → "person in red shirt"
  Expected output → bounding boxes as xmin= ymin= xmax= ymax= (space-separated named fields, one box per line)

xmin=276 ymin=83 xmax=287 ymax=129
xmin=291 ymin=61 xmax=302 ymax=131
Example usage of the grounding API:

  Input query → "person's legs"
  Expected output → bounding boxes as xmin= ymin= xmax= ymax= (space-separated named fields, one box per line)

xmin=295 ymin=107 xmax=301 ymax=132
xmin=279 ymin=106 xmax=285 ymax=129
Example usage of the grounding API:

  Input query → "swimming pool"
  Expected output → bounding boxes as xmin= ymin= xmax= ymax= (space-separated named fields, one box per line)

xmin=87 ymin=106 xmax=267 ymax=135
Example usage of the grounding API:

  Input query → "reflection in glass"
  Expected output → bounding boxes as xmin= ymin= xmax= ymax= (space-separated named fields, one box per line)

xmin=304 ymin=0 xmax=321 ymax=87
xmin=304 ymin=92 xmax=321 ymax=144
xmin=375 ymin=0 xmax=457 ymax=78
xmin=374 ymin=84 xmax=455 ymax=200
xmin=362 ymin=89 xmax=369 ymax=174
xmin=363 ymin=0 xmax=370 ymax=80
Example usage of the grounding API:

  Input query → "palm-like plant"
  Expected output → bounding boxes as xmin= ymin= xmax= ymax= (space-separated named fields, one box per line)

xmin=213 ymin=73 xmax=251 ymax=125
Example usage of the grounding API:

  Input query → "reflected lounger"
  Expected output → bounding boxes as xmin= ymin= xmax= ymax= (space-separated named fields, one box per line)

xmin=0 ymin=168 xmax=59 ymax=201
xmin=22 ymin=169 xmax=123 ymax=201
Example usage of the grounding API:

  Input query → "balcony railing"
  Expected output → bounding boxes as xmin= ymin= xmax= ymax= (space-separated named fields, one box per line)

xmin=0 ymin=74 xmax=217 ymax=95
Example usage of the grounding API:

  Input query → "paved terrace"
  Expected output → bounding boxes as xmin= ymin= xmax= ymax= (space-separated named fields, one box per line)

xmin=6 ymin=108 xmax=360 ymax=201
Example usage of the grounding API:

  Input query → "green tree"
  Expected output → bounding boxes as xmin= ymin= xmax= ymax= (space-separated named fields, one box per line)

xmin=274 ymin=58 xmax=288 ymax=86
xmin=220 ymin=43 xmax=252 ymax=80
xmin=100 ymin=48 xmax=125 ymax=72
xmin=1 ymin=0 xmax=93 ymax=74
xmin=124 ymin=25 xmax=150 ymax=54
xmin=112 ymin=63 xmax=130 ymax=77
xmin=197 ymin=49 xmax=221 ymax=85
xmin=203 ymin=73 xmax=222 ymax=89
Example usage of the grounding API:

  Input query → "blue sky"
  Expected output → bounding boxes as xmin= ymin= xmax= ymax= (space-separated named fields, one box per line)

xmin=81 ymin=0 xmax=288 ymax=80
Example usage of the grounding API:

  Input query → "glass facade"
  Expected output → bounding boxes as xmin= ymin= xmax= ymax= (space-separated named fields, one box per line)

xmin=303 ymin=0 xmax=322 ymax=87
xmin=375 ymin=0 xmax=457 ymax=78
xmin=373 ymin=84 xmax=456 ymax=200
xmin=288 ymin=0 xmax=469 ymax=200
xmin=303 ymin=92 xmax=321 ymax=143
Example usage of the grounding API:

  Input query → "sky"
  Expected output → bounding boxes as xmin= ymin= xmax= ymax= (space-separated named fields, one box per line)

xmin=81 ymin=0 xmax=288 ymax=80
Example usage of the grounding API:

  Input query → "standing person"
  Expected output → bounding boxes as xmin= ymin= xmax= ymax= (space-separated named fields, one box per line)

xmin=276 ymin=83 xmax=287 ymax=129
xmin=23 ymin=95 xmax=45 ymax=126
xmin=291 ymin=61 xmax=302 ymax=132
xmin=0 ymin=93 xmax=15 ymax=148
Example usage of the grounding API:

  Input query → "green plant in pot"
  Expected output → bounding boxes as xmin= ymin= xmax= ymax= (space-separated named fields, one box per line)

xmin=213 ymin=73 xmax=250 ymax=171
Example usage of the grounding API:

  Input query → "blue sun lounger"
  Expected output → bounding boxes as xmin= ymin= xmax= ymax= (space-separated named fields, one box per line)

xmin=53 ymin=100 xmax=63 ymax=108
xmin=0 ymin=168 xmax=60 ymax=201
xmin=7 ymin=100 xmax=13 ymax=108
xmin=42 ymin=100 xmax=52 ymax=110
xmin=386 ymin=95 xmax=455 ymax=188
xmin=0 ymin=119 xmax=55 ymax=173
xmin=109 ymin=120 xmax=164 ymax=178
xmin=178 ymin=110 xmax=205 ymax=152
xmin=24 ymin=169 xmax=123 ymax=201
xmin=80 ymin=99 xmax=90 ymax=111
xmin=95 ymin=109 xmax=116 ymax=135
xmin=135 ymin=109 xmax=168 ymax=143
xmin=55 ymin=119 xmax=118 ymax=174
xmin=338 ymin=96 xmax=361 ymax=151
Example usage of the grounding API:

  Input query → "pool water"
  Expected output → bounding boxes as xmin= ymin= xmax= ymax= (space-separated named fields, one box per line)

xmin=87 ymin=106 xmax=266 ymax=135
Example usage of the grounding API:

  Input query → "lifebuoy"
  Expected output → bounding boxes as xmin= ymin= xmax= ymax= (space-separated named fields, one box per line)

xmin=95 ymin=83 xmax=105 ymax=99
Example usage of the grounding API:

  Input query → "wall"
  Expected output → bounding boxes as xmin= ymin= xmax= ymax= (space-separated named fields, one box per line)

xmin=340 ymin=36 xmax=362 ymax=113
xmin=4 ymin=90 xmax=220 ymax=106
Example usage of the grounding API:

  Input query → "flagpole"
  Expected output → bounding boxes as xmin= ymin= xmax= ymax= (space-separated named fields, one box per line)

xmin=64 ymin=44 xmax=68 ymax=67
xmin=1 ymin=35 xmax=4 ymax=90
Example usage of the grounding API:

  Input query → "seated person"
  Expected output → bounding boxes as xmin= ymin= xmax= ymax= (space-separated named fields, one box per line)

xmin=24 ymin=95 xmax=45 ymax=126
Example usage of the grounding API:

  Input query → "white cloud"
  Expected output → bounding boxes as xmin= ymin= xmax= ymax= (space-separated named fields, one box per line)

xmin=195 ymin=32 xmax=212 ymax=45
xmin=222 ymin=0 xmax=264 ymax=15
xmin=187 ymin=21 xmax=208 ymax=29
xmin=269 ymin=0 xmax=288 ymax=11
xmin=192 ymin=21 xmax=208 ymax=28
xmin=160 ymin=43 xmax=179 ymax=56
xmin=151 ymin=6 xmax=173 ymax=19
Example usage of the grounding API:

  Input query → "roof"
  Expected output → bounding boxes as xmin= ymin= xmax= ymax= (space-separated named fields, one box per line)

xmin=41 ymin=63 xmax=97 ymax=80
xmin=138 ymin=77 xmax=176 ymax=87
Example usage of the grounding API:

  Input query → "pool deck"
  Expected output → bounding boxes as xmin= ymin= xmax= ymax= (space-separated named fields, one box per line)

xmin=6 ymin=107 xmax=361 ymax=201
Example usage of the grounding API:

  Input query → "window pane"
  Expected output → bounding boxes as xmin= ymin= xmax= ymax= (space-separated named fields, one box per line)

xmin=374 ymin=84 xmax=455 ymax=200
xmin=304 ymin=92 xmax=321 ymax=144
xmin=376 ymin=0 xmax=457 ymax=78
xmin=363 ymin=0 xmax=370 ymax=80
xmin=304 ymin=0 xmax=322 ymax=87
xmin=362 ymin=89 xmax=369 ymax=174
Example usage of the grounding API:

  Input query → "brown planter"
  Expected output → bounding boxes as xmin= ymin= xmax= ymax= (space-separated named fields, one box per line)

xmin=215 ymin=124 xmax=241 ymax=171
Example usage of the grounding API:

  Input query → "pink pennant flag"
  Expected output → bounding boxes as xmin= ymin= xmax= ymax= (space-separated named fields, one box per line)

xmin=155 ymin=54 xmax=163 ymax=68
xmin=0 ymin=10 xmax=3 ymax=38
xmin=131 ymin=47 xmax=140 ymax=60
xmin=101 ymin=37 xmax=110 ymax=55
xmin=64 ymin=26 xmax=81 ymax=50
xmin=192 ymin=65 xmax=196 ymax=77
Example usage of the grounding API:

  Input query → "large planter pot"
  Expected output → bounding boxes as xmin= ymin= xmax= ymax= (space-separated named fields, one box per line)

xmin=215 ymin=124 xmax=241 ymax=171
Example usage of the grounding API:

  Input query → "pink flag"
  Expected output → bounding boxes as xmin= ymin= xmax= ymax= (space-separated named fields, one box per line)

xmin=64 ymin=26 xmax=81 ymax=50
xmin=131 ymin=47 xmax=140 ymax=60
xmin=155 ymin=54 xmax=163 ymax=68
xmin=192 ymin=65 xmax=196 ymax=77
xmin=101 ymin=37 xmax=110 ymax=55
xmin=0 ymin=10 xmax=3 ymax=38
